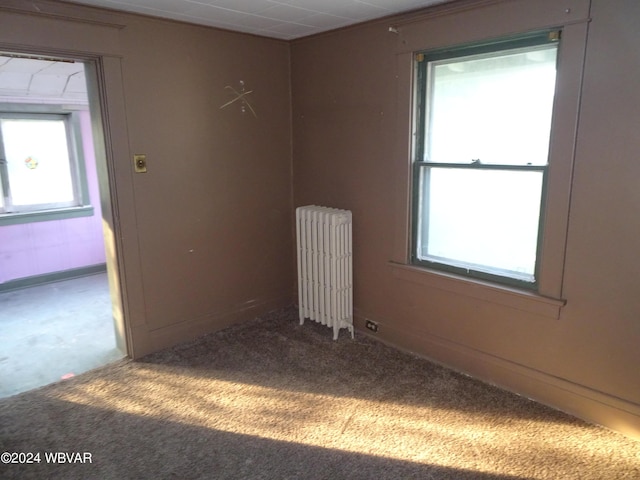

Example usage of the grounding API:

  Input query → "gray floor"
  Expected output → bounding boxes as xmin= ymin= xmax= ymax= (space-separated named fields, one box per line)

xmin=0 ymin=272 xmax=124 ymax=398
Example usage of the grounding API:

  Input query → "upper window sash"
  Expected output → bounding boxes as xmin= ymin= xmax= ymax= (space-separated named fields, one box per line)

xmin=413 ymin=162 xmax=547 ymax=171
xmin=413 ymin=31 xmax=561 ymax=167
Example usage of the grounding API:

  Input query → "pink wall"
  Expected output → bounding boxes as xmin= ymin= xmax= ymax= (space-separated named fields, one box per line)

xmin=0 ymin=109 xmax=105 ymax=284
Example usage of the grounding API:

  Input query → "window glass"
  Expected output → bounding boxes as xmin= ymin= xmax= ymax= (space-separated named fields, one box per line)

xmin=425 ymin=44 xmax=557 ymax=165
xmin=418 ymin=168 xmax=544 ymax=282
xmin=413 ymin=35 xmax=558 ymax=287
xmin=1 ymin=118 xmax=75 ymax=209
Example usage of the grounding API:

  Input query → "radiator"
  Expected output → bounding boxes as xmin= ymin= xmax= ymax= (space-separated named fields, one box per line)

xmin=296 ymin=205 xmax=354 ymax=340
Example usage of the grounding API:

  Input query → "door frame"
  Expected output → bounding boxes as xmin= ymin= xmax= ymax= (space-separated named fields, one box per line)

xmin=0 ymin=46 xmax=132 ymax=358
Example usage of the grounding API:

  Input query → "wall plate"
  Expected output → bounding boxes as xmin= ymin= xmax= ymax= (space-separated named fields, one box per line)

xmin=133 ymin=154 xmax=147 ymax=173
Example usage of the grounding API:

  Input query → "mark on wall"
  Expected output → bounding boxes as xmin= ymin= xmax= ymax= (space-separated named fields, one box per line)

xmin=220 ymin=80 xmax=257 ymax=118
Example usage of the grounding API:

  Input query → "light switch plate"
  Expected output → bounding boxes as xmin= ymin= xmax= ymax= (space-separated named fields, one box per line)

xmin=133 ymin=154 xmax=147 ymax=173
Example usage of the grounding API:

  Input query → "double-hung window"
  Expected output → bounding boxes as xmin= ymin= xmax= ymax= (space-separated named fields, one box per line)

xmin=412 ymin=32 xmax=560 ymax=289
xmin=0 ymin=108 xmax=92 ymax=225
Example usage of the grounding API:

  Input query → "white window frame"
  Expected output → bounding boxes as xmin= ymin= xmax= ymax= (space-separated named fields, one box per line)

xmin=0 ymin=104 xmax=93 ymax=225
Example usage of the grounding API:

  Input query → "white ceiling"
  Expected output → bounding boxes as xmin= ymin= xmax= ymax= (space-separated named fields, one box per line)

xmin=0 ymin=0 xmax=456 ymax=103
xmin=0 ymin=55 xmax=88 ymax=104
xmin=67 ymin=0 xmax=452 ymax=40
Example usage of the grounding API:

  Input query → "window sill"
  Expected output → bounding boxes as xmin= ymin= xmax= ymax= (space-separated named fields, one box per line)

xmin=0 ymin=205 xmax=94 ymax=226
xmin=389 ymin=261 xmax=566 ymax=319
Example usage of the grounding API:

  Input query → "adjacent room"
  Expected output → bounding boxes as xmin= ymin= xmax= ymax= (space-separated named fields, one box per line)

xmin=0 ymin=55 xmax=123 ymax=396
xmin=1 ymin=0 xmax=639 ymax=478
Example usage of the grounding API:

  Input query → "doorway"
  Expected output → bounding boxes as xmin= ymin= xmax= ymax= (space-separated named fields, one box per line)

xmin=0 ymin=53 xmax=126 ymax=397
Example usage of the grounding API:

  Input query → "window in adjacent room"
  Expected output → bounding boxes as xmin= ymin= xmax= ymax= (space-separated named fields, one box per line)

xmin=411 ymin=31 xmax=560 ymax=289
xmin=0 ymin=110 xmax=92 ymax=224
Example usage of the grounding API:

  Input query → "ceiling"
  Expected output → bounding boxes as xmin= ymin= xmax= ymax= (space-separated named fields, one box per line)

xmin=0 ymin=55 xmax=88 ymax=104
xmin=67 ymin=0 xmax=452 ymax=40
xmin=0 ymin=0 xmax=456 ymax=103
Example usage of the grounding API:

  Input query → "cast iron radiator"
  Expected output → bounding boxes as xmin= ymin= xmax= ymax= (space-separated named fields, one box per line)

xmin=296 ymin=205 xmax=354 ymax=340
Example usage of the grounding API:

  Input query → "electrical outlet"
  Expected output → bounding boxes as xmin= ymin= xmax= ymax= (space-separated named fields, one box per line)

xmin=365 ymin=320 xmax=378 ymax=333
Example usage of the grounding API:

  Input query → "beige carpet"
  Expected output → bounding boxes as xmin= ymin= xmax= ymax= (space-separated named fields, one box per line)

xmin=1 ymin=307 xmax=639 ymax=479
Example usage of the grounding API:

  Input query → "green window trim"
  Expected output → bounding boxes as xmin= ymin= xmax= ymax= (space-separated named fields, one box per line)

xmin=411 ymin=30 xmax=560 ymax=290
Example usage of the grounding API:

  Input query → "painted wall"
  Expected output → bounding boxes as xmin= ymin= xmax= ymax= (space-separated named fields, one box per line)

xmin=0 ymin=1 xmax=294 ymax=357
xmin=0 ymin=109 xmax=105 ymax=284
xmin=116 ymin=15 xmax=294 ymax=353
xmin=2 ymin=0 xmax=638 ymax=439
xmin=291 ymin=0 xmax=640 ymax=438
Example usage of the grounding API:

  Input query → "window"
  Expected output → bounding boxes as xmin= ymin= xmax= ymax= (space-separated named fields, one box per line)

xmin=411 ymin=32 xmax=560 ymax=289
xmin=0 ymin=108 xmax=92 ymax=225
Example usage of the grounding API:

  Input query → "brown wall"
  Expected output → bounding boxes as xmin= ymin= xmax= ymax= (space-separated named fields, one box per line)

xmin=2 ymin=0 xmax=639 ymax=440
xmin=116 ymin=15 xmax=294 ymax=353
xmin=291 ymin=0 xmax=640 ymax=438
xmin=0 ymin=0 xmax=294 ymax=357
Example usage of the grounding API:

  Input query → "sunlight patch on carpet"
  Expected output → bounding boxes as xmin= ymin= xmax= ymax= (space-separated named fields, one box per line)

xmin=49 ymin=363 xmax=635 ymax=477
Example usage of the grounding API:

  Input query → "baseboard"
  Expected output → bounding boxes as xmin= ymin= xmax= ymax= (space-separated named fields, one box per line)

xmin=145 ymin=293 xmax=294 ymax=357
xmin=354 ymin=310 xmax=640 ymax=441
xmin=0 ymin=264 xmax=107 ymax=293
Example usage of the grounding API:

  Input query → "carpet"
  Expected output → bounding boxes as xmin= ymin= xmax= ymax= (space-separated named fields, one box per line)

xmin=1 ymin=307 xmax=638 ymax=479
